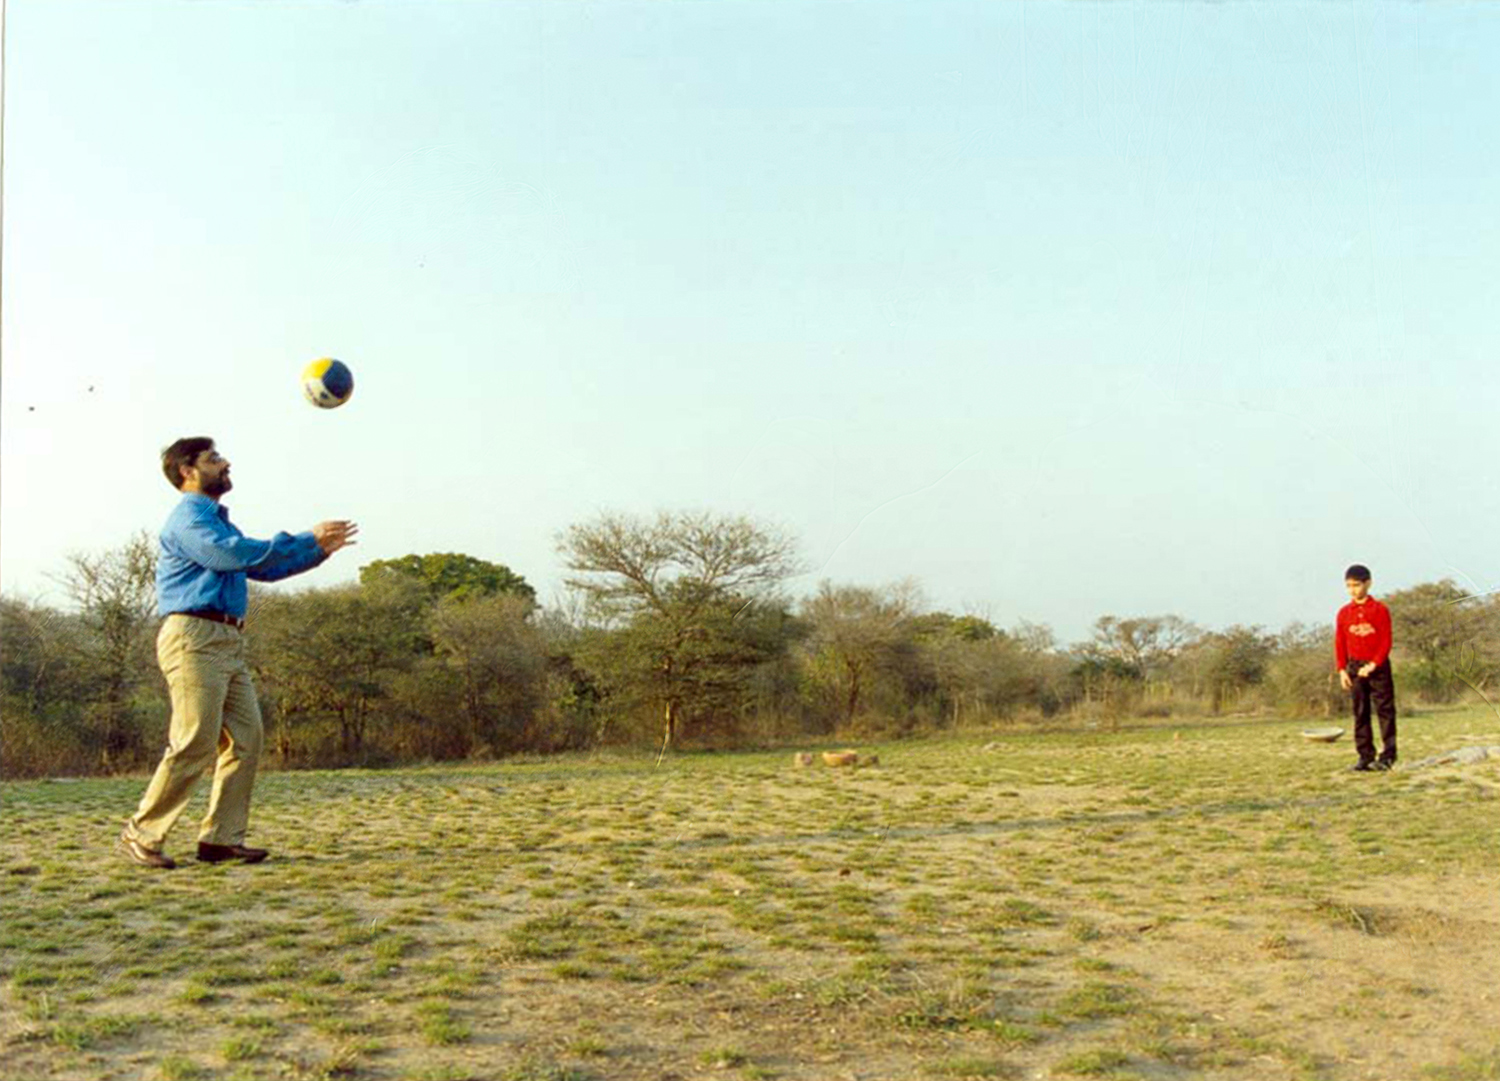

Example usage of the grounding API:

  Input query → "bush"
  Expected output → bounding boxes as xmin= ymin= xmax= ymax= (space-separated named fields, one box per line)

xmin=1265 ymin=648 xmax=1342 ymax=718
xmin=1 ymin=702 xmax=106 ymax=779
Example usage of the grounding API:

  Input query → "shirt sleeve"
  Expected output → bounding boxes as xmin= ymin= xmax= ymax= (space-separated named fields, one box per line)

xmin=1368 ymin=603 xmax=1392 ymax=667
xmin=1334 ymin=610 xmax=1347 ymax=670
xmin=245 ymin=532 xmax=327 ymax=582
xmin=171 ymin=508 xmax=326 ymax=583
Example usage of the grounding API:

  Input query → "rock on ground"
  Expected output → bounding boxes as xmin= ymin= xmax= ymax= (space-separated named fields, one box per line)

xmin=1407 ymin=745 xmax=1500 ymax=769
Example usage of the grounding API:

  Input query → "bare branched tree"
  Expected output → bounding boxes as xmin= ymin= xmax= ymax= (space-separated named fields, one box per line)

xmin=801 ymin=579 xmax=922 ymax=726
xmin=1083 ymin=614 xmax=1201 ymax=681
xmin=558 ymin=511 xmax=799 ymax=749
xmin=57 ymin=530 xmax=159 ymax=765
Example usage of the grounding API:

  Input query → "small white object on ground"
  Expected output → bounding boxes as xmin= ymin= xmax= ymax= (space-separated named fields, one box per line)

xmin=1300 ymin=726 xmax=1345 ymax=742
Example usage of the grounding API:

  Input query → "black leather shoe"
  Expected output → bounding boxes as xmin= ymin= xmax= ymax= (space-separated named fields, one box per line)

xmin=197 ymin=842 xmax=269 ymax=864
xmin=1374 ymin=759 xmax=1394 ymax=771
xmin=120 ymin=828 xmax=177 ymax=869
xmin=1349 ymin=760 xmax=1376 ymax=772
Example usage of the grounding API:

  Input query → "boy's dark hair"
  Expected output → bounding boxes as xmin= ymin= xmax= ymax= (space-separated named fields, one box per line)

xmin=162 ymin=437 xmax=215 ymax=490
xmin=1344 ymin=563 xmax=1372 ymax=582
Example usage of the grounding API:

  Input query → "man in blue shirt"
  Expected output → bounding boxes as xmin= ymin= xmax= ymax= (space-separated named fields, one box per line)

xmin=119 ymin=437 xmax=357 ymax=869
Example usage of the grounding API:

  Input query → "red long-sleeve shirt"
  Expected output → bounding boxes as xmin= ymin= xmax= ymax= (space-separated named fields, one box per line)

xmin=1335 ymin=597 xmax=1392 ymax=670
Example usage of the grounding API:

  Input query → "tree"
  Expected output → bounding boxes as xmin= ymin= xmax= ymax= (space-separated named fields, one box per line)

xmin=360 ymin=552 xmax=535 ymax=605
xmin=1 ymin=597 xmax=104 ymax=777
xmin=1265 ymin=622 xmax=1343 ymax=718
xmin=249 ymin=578 xmax=426 ymax=762
xmin=911 ymin=615 xmax=1074 ymax=725
xmin=2 ymin=597 xmax=73 ymax=721
xmin=1384 ymin=580 xmax=1500 ymax=702
xmin=529 ymin=606 xmax=608 ymax=752
xmin=910 ymin=612 xmax=998 ymax=643
xmin=1081 ymin=615 xmax=1201 ymax=682
xmin=801 ymin=580 xmax=921 ymax=728
xmin=59 ymin=531 xmax=159 ymax=766
xmin=558 ymin=511 xmax=799 ymax=749
xmin=427 ymin=592 xmax=548 ymax=755
xmin=1198 ymin=625 xmax=1277 ymax=712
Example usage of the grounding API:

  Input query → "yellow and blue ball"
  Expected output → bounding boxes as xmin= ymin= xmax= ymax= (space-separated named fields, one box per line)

xmin=301 ymin=358 xmax=354 ymax=409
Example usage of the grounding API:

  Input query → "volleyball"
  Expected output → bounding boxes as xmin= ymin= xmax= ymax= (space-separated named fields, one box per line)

xmin=301 ymin=358 xmax=354 ymax=409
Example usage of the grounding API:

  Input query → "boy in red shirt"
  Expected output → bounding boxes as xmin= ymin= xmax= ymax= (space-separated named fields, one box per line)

xmin=1334 ymin=564 xmax=1397 ymax=771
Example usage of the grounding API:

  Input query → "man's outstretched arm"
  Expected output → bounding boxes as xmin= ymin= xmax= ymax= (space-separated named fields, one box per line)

xmin=244 ymin=520 xmax=359 ymax=581
xmin=170 ymin=511 xmax=356 ymax=582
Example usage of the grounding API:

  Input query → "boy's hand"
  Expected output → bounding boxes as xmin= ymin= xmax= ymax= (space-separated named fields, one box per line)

xmin=1339 ymin=670 xmax=1353 ymax=691
xmin=314 ymin=520 xmax=359 ymax=555
xmin=1358 ymin=663 xmax=1376 ymax=678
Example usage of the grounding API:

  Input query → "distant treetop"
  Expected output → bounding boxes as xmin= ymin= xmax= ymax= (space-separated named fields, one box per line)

xmin=359 ymin=553 xmax=535 ymax=605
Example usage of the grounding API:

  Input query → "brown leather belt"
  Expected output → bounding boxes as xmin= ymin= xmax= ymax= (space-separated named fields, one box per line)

xmin=174 ymin=609 xmax=245 ymax=631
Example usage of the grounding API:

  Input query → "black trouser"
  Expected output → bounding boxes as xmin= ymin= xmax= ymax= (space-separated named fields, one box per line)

xmin=1346 ymin=659 xmax=1397 ymax=764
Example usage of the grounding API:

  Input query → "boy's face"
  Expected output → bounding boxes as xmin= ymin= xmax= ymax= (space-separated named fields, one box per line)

xmin=1346 ymin=577 xmax=1371 ymax=602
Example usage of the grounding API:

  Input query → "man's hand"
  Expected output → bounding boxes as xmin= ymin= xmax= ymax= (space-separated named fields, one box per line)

xmin=1358 ymin=663 xmax=1376 ymax=679
xmin=1339 ymin=669 xmax=1353 ymax=691
xmin=313 ymin=520 xmax=359 ymax=555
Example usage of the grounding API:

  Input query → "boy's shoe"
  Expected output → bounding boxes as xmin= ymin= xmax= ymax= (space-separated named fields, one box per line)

xmin=1374 ymin=759 xmax=1395 ymax=771
xmin=197 ymin=842 xmax=269 ymax=864
xmin=119 ymin=828 xmax=177 ymax=869
xmin=1349 ymin=760 xmax=1376 ymax=772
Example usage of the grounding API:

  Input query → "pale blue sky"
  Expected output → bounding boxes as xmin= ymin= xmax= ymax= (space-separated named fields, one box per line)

xmin=3 ymin=1 xmax=1497 ymax=643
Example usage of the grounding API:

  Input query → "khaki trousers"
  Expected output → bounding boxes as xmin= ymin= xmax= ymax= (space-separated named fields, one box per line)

xmin=126 ymin=614 xmax=263 ymax=849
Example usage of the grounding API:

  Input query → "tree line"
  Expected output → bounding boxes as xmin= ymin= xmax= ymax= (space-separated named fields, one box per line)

xmin=4 ymin=511 xmax=1498 ymax=778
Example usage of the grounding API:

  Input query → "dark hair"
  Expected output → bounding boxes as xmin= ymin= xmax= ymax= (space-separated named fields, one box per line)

xmin=162 ymin=437 xmax=215 ymax=490
xmin=1344 ymin=563 xmax=1372 ymax=582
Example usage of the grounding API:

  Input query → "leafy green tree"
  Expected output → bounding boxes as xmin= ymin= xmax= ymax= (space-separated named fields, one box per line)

xmin=580 ymin=590 xmax=795 ymax=745
xmin=1199 ymin=625 xmax=1277 ymax=712
xmin=910 ymin=612 xmax=998 ymax=642
xmin=250 ymin=578 xmax=426 ymax=761
xmin=360 ymin=552 xmax=535 ymax=605
xmin=426 ymin=592 xmax=548 ymax=756
xmin=730 ymin=605 xmax=813 ymax=740
xmin=519 ymin=605 xmax=609 ymax=753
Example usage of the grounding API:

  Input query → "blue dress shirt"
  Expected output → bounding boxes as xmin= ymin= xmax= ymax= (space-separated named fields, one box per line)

xmin=157 ymin=493 xmax=327 ymax=619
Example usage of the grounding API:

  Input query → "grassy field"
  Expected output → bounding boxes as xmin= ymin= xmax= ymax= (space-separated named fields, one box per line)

xmin=3 ymin=705 xmax=1499 ymax=1081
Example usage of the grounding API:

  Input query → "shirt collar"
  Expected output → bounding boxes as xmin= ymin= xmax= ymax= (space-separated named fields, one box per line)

xmin=181 ymin=491 xmax=231 ymax=521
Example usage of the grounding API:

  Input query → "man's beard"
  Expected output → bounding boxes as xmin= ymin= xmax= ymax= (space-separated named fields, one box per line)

xmin=202 ymin=473 xmax=232 ymax=498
